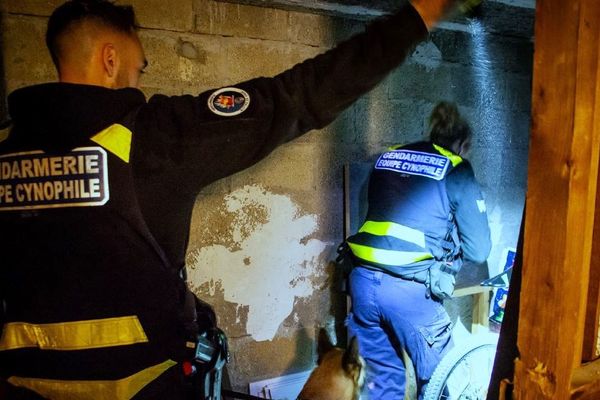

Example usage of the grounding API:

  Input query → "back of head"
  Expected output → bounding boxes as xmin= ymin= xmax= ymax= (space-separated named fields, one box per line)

xmin=428 ymin=101 xmax=472 ymax=154
xmin=46 ymin=0 xmax=138 ymax=69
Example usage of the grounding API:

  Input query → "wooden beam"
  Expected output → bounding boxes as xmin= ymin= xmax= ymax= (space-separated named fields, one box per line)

xmin=583 ymin=164 xmax=600 ymax=362
xmin=582 ymin=15 xmax=600 ymax=363
xmin=513 ymin=0 xmax=600 ymax=398
xmin=572 ymin=358 xmax=600 ymax=395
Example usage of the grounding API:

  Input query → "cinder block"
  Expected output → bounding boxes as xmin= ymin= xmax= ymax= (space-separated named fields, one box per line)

xmin=194 ymin=0 xmax=365 ymax=47
xmin=294 ymin=104 xmax=355 ymax=145
xmin=387 ymin=61 xmax=454 ymax=105
xmin=502 ymin=73 xmax=533 ymax=112
xmin=227 ymin=142 xmax=319 ymax=192
xmin=194 ymin=0 xmax=289 ymax=41
xmin=431 ymin=29 xmax=533 ymax=75
xmin=227 ymin=336 xmax=314 ymax=387
xmin=206 ymin=36 xmax=322 ymax=85
xmin=137 ymin=30 xmax=215 ymax=91
xmin=500 ymin=147 xmax=529 ymax=192
xmin=467 ymin=106 xmax=531 ymax=152
xmin=138 ymin=28 xmax=327 ymax=98
xmin=312 ymin=192 xmax=345 ymax=239
xmin=3 ymin=16 xmax=56 ymax=90
xmin=188 ymin=191 xmax=238 ymax=252
xmin=2 ymin=0 xmax=62 ymax=16
xmin=353 ymin=97 xmax=429 ymax=147
xmin=128 ymin=0 xmax=193 ymax=32
xmin=2 ymin=0 xmax=193 ymax=32
xmin=485 ymin=35 xmax=534 ymax=75
xmin=287 ymin=11 xmax=363 ymax=48
xmin=469 ymin=143 xmax=504 ymax=194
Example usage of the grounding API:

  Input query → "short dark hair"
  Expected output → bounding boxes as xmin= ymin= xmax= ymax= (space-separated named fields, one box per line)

xmin=46 ymin=0 xmax=138 ymax=67
xmin=428 ymin=101 xmax=472 ymax=151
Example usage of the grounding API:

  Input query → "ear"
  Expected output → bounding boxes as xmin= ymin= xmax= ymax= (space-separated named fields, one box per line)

xmin=316 ymin=328 xmax=334 ymax=363
xmin=102 ymin=43 xmax=119 ymax=79
xmin=342 ymin=336 xmax=361 ymax=374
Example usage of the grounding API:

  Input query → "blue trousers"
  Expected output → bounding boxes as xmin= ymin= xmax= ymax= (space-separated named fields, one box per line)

xmin=346 ymin=266 xmax=453 ymax=399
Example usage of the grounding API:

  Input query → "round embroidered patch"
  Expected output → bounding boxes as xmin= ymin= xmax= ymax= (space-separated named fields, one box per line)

xmin=208 ymin=87 xmax=251 ymax=117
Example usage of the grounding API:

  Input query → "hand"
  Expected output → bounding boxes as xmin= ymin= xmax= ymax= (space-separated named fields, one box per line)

xmin=411 ymin=0 xmax=482 ymax=30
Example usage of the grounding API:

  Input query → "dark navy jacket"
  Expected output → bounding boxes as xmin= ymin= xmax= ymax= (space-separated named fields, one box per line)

xmin=347 ymin=141 xmax=491 ymax=278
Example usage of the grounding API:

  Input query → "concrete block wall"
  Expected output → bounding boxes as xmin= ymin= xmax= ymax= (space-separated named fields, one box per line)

xmin=1 ymin=0 xmax=533 ymax=392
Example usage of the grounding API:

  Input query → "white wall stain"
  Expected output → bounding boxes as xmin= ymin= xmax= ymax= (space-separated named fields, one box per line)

xmin=187 ymin=185 xmax=328 ymax=342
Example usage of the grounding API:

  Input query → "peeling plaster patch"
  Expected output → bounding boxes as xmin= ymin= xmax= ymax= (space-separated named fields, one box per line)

xmin=188 ymin=185 xmax=328 ymax=342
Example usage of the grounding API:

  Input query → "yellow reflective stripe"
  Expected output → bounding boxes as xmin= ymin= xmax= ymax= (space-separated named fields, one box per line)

xmin=348 ymin=242 xmax=433 ymax=266
xmin=91 ymin=124 xmax=132 ymax=163
xmin=8 ymin=359 xmax=176 ymax=400
xmin=359 ymin=220 xmax=426 ymax=248
xmin=433 ymin=144 xmax=463 ymax=167
xmin=0 ymin=316 xmax=148 ymax=351
xmin=388 ymin=144 xmax=462 ymax=167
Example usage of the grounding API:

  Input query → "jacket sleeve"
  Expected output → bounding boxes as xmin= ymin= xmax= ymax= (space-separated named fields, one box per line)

xmin=446 ymin=161 xmax=492 ymax=264
xmin=135 ymin=3 xmax=428 ymax=193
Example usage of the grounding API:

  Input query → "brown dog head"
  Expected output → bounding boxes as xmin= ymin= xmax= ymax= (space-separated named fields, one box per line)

xmin=298 ymin=330 xmax=365 ymax=400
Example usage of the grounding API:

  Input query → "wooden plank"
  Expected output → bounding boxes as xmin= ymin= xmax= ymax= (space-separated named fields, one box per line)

xmin=570 ymin=359 xmax=600 ymax=399
xmin=582 ymin=11 xmax=600 ymax=363
xmin=513 ymin=0 xmax=600 ymax=398
xmin=582 ymin=155 xmax=600 ymax=362
xmin=572 ymin=358 xmax=600 ymax=394
xmin=453 ymin=286 xmax=488 ymax=297
xmin=470 ymin=291 xmax=490 ymax=334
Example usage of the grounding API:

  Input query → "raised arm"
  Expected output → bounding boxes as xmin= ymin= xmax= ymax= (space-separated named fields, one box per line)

xmin=137 ymin=1 xmax=465 ymax=192
xmin=411 ymin=0 xmax=460 ymax=31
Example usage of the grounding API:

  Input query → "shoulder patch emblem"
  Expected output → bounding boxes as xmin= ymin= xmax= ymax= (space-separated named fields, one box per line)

xmin=208 ymin=87 xmax=250 ymax=117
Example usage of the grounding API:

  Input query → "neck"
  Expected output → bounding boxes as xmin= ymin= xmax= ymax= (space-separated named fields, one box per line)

xmin=58 ymin=69 xmax=112 ymax=88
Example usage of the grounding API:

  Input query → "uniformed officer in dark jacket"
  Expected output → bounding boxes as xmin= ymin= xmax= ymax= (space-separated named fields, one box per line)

xmin=0 ymin=0 xmax=470 ymax=399
xmin=346 ymin=101 xmax=492 ymax=399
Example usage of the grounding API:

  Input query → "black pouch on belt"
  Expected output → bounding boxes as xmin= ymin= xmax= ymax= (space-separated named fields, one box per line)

xmin=428 ymin=261 xmax=458 ymax=300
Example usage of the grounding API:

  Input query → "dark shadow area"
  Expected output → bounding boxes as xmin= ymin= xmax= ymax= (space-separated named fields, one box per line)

xmin=487 ymin=210 xmax=524 ymax=400
xmin=0 ymin=12 xmax=8 ymax=122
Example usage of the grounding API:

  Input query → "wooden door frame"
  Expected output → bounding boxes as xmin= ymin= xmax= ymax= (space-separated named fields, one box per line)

xmin=493 ymin=1 xmax=600 ymax=399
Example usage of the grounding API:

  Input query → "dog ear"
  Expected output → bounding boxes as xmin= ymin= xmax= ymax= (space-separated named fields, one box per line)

xmin=342 ymin=336 xmax=361 ymax=374
xmin=316 ymin=328 xmax=335 ymax=364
